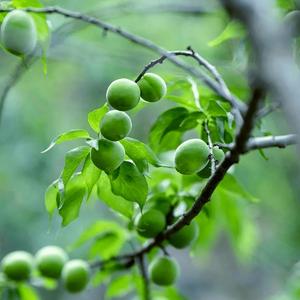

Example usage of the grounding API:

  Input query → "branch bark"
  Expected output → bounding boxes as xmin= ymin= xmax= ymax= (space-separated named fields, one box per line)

xmin=218 ymin=134 xmax=297 ymax=152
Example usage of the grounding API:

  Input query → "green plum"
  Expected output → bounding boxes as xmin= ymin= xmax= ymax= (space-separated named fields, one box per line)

xmin=175 ymin=139 xmax=210 ymax=175
xmin=62 ymin=260 xmax=90 ymax=293
xmin=168 ymin=221 xmax=199 ymax=249
xmin=1 ymin=251 xmax=33 ymax=281
xmin=135 ymin=208 xmax=166 ymax=238
xmin=149 ymin=256 xmax=179 ymax=286
xmin=100 ymin=110 xmax=132 ymax=141
xmin=1 ymin=10 xmax=37 ymax=56
xmin=91 ymin=139 xmax=125 ymax=173
xmin=35 ymin=246 xmax=68 ymax=279
xmin=106 ymin=78 xmax=140 ymax=111
xmin=138 ymin=73 xmax=167 ymax=102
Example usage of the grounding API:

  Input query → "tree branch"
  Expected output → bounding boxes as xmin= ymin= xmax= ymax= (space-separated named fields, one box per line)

xmin=137 ymin=255 xmax=151 ymax=300
xmin=220 ymin=0 xmax=300 ymax=143
xmin=204 ymin=121 xmax=216 ymax=174
xmin=0 ymin=6 xmax=246 ymax=118
xmin=217 ymin=134 xmax=297 ymax=152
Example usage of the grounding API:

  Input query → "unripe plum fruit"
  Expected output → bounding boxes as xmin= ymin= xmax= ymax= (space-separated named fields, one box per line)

xmin=213 ymin=146 xmax=225 ymax=163
xmin=149 ymin=256 xmax=179 ymax=286
xmin=35 ymin=246 xmax=68 ymax=279
xmin=62 ymin=260 xmax=90 ymax=293
xmin=137 ymin=73 xmax=167 ymax=102
xmin=175 ymin=139 xmax=210 ymax=175
xmin=91 ymin=139 xmax=125 ymax=173
xmin=135 ymin=208 xmax=166 ymax=238
xmin=1 ymin=251 xmax=34 ymax=281
xmin=1 ymin=10 xmax=37 ymax=56
xmin=100 ymin=110 xmax=132 ymax=141
xmin=168 ymin=220 xmax=199 ymax=249
xmin=284 ymin=11 xmax=300 ymax=38
xmin=106 ymin=79 xmax=140 ymax=111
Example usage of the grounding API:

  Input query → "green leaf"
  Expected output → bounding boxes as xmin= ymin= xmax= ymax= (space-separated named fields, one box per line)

xmin=0 ymin=2 xmax=13 ymax=22
xmin=277 ymin=0 xmax=294 ymax=10
xmin=218 ymin=174 xmax=259 ymax=203
xmin=106 ymin=274 xmax=133 ymax=299
xmin=120 ymin=137 xmax=164 ymax=172
xmin=88 ymin=103 xmax=109 ymax=133
xmin=97 ymin=173 xmax=133 ymax=219
xmin=18 ymin=283 xmax=39 ymax=300
xmin=82 ymin=156 xmax=101 ymax=200
xmin=42 ymin=129 xmax=90 ymax=153
xmin=70 ymin=220 xmax=127 ymax=249
xmin=205 ymin=100 xmax=228 ymax=117
xmin=110 ymin=161 xmax=148 ymax=208
xmin=149 ymin=107 xmax=189 ymax=151
xmin=59 ymin=173 xmax=86 ymax=226
xmin=44 ymin=180 xmax=59 ymax=217
xmin=208 ymin=21 xmax=245 ymax=47
xmin=60 ymin=146 xmax=90 ymax=187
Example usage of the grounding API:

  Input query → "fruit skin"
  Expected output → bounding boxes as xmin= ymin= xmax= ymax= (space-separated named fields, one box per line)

xmin=213 ymin=146 xmax=225 ymax=163
xmin=91 ymin=139 xmax=125 ymax=173
xmin=168 ymin=221 xmax=199 ymax=249
xmin=35 ymin=246 xmax=68 ymax=279
xmin=1 ymin=10 xmax=37 ymax=56
xmin=100 ymin=110 xmax=132 ymax=141
xmin=137 ymin=73 xmax=167 ymax=102
xmin=135 ymin=209 xmax=166 ymax=238
xmin=175 ymin=139 xmax=210 ymax=175
xmin=62 ymin=260 xmax=90 ymax=293
xmin=149 ymin=256 xmax=179 ymax=286
xmin=106 ymin=79 xmax=140 ymax=111
xmin=144 ymin=195 xmax=172 ymax=215
xmin=1 ymin=251 xmax=34 ymax=281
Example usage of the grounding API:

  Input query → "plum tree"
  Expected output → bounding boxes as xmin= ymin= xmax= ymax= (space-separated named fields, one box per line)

xmin=175 ymin=139 xmax=210 ymax=175
xmin=149 ymin=256 xmax=179 ymax=286
xmin=91 ymin=139 xmax=125 ymax=173
xmin=1 ymin=10 xmax=37 ymax=56
xmin=62 ymin=260 xmax=90 ymax=293
xmin=35 ymin=246 xmax=68 ymax=279
xmin=1 ymin=251 xmax=33 ymax=281
xmin=135 ymin=208 xmax=166 ymax=238
xmin=106 ymin=79 xmax=140 ymax=111
xmin=137 ymin=73 xmax=167 ymax=102
xmin=168 ymin=220 xmax=199 ymax=249
xmin=100 ymin=110 xmax=132 ymax=141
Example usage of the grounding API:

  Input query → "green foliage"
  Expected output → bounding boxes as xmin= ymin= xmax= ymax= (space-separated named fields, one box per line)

xmin=88 ymin=103 xmax=109 ymax=133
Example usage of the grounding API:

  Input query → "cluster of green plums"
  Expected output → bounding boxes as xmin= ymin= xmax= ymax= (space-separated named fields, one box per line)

xmin=90 ymin=73 xmax=167 ymax=173
xmin=1 ymin=246 xmax=90 ymax=293
xmin=1 ymin=10 xmax=37 ymax=56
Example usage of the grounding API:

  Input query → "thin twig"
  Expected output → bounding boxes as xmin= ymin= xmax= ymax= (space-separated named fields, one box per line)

xmin=204 ymin=121 xmax=216 ymax=174
xmin=137 ymin=255 xmax=151 ymax=300
xmin=0 ymin=7 xmax=246 ymax=115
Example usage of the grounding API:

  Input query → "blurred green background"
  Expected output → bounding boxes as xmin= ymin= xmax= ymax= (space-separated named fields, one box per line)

xmin=0 ymin=0 xmax=299 ymax=299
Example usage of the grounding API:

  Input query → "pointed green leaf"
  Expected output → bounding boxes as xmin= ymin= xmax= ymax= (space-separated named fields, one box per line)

xmin=44 ymin=180 xmax=59 ymax=216
xmin=59 ymin=173 xmax=86 ymax=226
xmin=60 ymin=146 xmax=90 ymax=187
xmin=106 ymin=274 xmax=133 ymax=299
xmin=82 ymin=156 xmax=101 ymax=200
xmin=208 ymin=21 xmax=245 ymax=47
xmin=149 ymin=107 xmax=189 ymax=151
xmin=97 ymin=173 xmax=133 ymax=219
xmin=120 ymin=137 xmax=165 ymax=172
xmin=18 ymin=283 xmax=39 ymax=300
xmin=110 ymin=161 xmax=148 ymax=208
xmin=88 ymin=103 xmax=109 ymax=133
xmin=42 ymin=129 xmax=90 ymax=153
